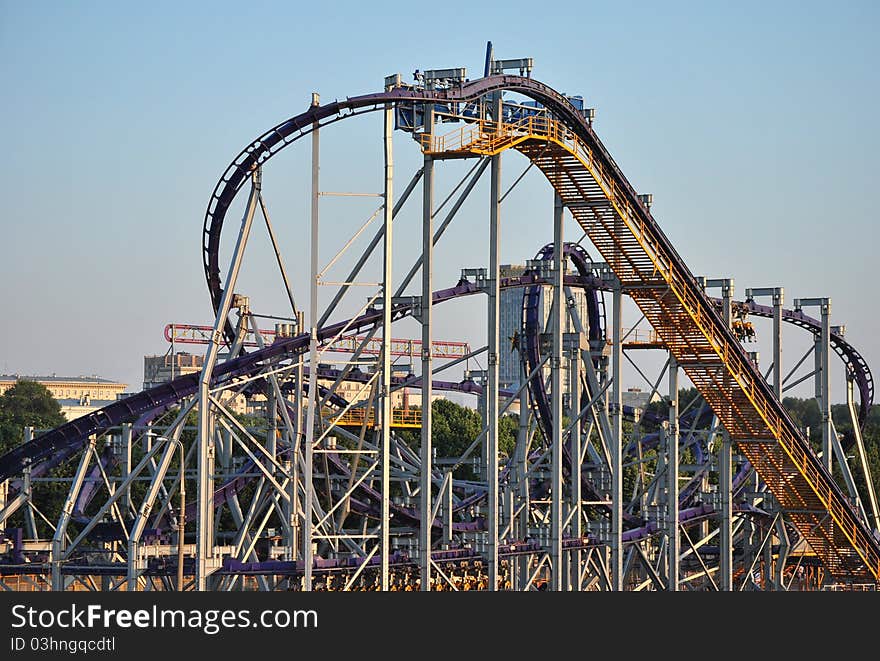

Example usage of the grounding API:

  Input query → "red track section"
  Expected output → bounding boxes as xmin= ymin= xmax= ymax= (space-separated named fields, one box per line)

xmin=164 ymin=323 xmax=470 ymax=359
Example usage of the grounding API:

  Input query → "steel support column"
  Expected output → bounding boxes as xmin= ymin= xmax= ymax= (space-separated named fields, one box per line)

xmin=848 ymin=373 xmax=880 ymax=532
xmin=721 ymin=281 xmax=734 ymax=591
xmin=420 ymin=107 xmax=434 ymax=591
xmin=550 ymin=193 xmax=564 ymax=590
xmin=610 ymin=279 xmax=623 ymax=591
xmin=567 ymin=333 xmax=582 ymax=590
xmin=708 ymin=278 xmax=734 ymax=590
xmin=516 ymin=362 xmax=530 ymax=591
xmin=378 ymin=99 xmax=394 ymax=590
xmin=302 ymin=94 xmax=321 ymax=590
xmin=667 ymin=357 xmax=679 ymax=590
xmin=797 ymin=297 xmax=832 ymax=471
xmin=486 ymin=111 xmax=502 ymax=591
xmin=746 ymin=287 xmax=784 ymax=399
xmin=287 ymin=311 xmax=304 ymax=564
xmin=52 ymin=437 xmax=95 ymax=590
xmin=130 ymin=437 xmax=180 ymax=591
xmin=773 ymin=289 xmax=783 ymax=399
xmin=23 ymin=427 xmax=36 ymax=539
xmin=196 ymin=169 xmax=260 ymax=591
xmin=819 ymin=300 xmax=832 ymax=473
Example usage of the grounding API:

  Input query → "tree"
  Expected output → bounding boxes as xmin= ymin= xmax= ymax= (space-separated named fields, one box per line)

xmin=397 ymin=399 xmax=520 ymax=480
xmin=0 ymin=379 xmax=66 ymax=454
xmin=0 ymin=380 xmax=68 ymax=537
xmin=419 ymin=399 xmax=483 ymax=480
xmin=643 ymin=386 xmax=703 ymax=422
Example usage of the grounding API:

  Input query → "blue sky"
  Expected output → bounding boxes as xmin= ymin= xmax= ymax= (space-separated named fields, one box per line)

xmin=1 ymin=1 xmax=877 ymax=406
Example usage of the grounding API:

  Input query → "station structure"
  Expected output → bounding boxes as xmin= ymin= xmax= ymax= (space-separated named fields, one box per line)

xmin=0 ymin=45 xmax=877 ymax=591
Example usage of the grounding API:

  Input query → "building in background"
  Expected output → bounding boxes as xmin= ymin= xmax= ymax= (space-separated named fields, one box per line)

xmin=143 ymin=351 xmax=250 ymax=415
xmin=320 ymin=361 xmax=439 ymax=410
xmin=143 ymin=352 xmax=203 ymax=390
xmin=0 ymin=374 xmax=128 ymax=420
xmin=498 ymin=263 xmax=593 ymax=389
xmin=621 ymin=387 xmax=662 ymax=412
xmin=143 ymin=352 xmax=428 ymax=417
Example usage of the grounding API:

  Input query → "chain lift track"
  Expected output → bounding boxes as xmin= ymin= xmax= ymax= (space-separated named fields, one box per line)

xmin=423 ymin=104 xmax=879 ymax=579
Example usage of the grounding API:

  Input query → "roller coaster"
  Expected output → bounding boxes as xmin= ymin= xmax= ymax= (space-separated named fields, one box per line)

xmin=1 ymin=45 xmax=878 ymax=591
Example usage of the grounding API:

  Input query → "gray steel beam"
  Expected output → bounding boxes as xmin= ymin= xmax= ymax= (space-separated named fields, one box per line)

xmin=258 ymin=194 xmax=297 ymax=317
xmin=128 ymin=436 xmax=179 ymax=591
xmin=486 ymin=98 xmax=501 ymax=590
xmin=773 ymin=290 xmax=783 ymax=399
xmin=23 ymin=427 xmax=37 ymax=539
xmin=290 ymin=312 xmax=304 ymax=563
xmin=379 ymin=99 xmax=394 ymax=590
xmin=442 ymin=471 xmax=453 ymax=546
xmin=706 ymin=278 xmax=734 ymax=590
xmin=550 ymin=193 xmax=564 ymax=590
xmin=611 ymin=278 xmax=623 ymax=591
xmin=745 ymin=287 xmax=783 ymax=399
xmin=51 ymin=437 xmax=95 ymax=590
xmin=720 ymin=276 xmax=734 ymax=591
xmin=796 ymin=297 xmax=832 ymax=470
xmin=516 ymin=361 xmax=530 ymax=591
xmin=667 ymin=357 xmax=679 ymax=590
xmin=302 ymin=95 xmax=320 ymax=591
xmin=396 ymin=159 xmax=488 ymax=298
xmin=774 ymin=518 xmax=789 ymax=589
xmin=0 ymin=493 xmax=24 ymax=527
xmin=63 ymin=404 xmax=193 ymax=560
xmin=820 ymin=302 xmax=832 ymax=472
xmin=568 ymin=334 xmax=582 ymax=591
xmin=195 ymin=169 xmax=260 ymax=591
xmin=847 ymin=373 xmax=880 ymax=532
xmin=318 ymin=168 xmax=423 ymax=328
xmin=122 ymin=423 xmax=133 ymax=513
xmin=420 ymin=106 xmax=434 ymax=591
xmin=248 ymin=317 xmax=300 ymax=561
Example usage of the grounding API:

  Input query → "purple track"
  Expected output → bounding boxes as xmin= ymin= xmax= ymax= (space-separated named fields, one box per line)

xmin=1 ymin=74 xmax=875 ymax=576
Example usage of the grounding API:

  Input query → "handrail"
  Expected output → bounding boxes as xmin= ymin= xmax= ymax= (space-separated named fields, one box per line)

xmin=323 ymin=406 xmax=422 ymax=429
xmin=424 ymin=114 xmax=880 ymax=578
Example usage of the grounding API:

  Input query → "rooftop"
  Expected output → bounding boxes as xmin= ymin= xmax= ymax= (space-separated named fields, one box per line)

xmin=0 ymin=374 xmax=126 ymax=385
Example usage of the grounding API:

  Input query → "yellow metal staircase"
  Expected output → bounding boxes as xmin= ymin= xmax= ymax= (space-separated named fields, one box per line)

xmin=423 ymin=117 xmax=880 ymax=581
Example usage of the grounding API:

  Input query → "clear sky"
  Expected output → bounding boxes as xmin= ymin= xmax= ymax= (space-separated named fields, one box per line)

xmin=1 ymin=1 xmax=877 ymax=406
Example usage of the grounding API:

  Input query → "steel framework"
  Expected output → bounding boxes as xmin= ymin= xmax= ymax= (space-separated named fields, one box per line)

xmin=1 ymin=49 xmax=878 ymax=591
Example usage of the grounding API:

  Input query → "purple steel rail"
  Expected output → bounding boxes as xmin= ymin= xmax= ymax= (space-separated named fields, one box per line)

xmin=0 ymin=74 xmax=873 ymax=575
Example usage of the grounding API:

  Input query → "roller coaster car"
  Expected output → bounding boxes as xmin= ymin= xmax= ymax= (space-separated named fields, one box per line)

xmin=731 ymin=319 xmax=756 ymax=342
xmin=394 ymin=102 xmax=460 ymax=132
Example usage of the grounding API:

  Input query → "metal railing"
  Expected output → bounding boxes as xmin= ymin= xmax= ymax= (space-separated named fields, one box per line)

xmin=423 ymin=113 xmax=880 ymax=578
xmin=323 ymin=407 xmax=422 ymax=429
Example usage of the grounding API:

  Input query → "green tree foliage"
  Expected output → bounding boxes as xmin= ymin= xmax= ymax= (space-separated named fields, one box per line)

xmin=429 ymin=399 xmax=483 ymax=462
xmin=0 ymin=379 xmax=67 ymax=454
xmin=781 ymin=397 xmax=822 ymax=437
xmin=642 ymin=386 xmax=702 ymax=421
xmin=0 ymin=380 xmax=68 ymax=536
xmin=498 ymin=413 xmax=518 ymax=459
xmin=397 ymin=398 xmax=519 ymax=479
xmin=774 ymin=396 xmax=880 ymax=503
